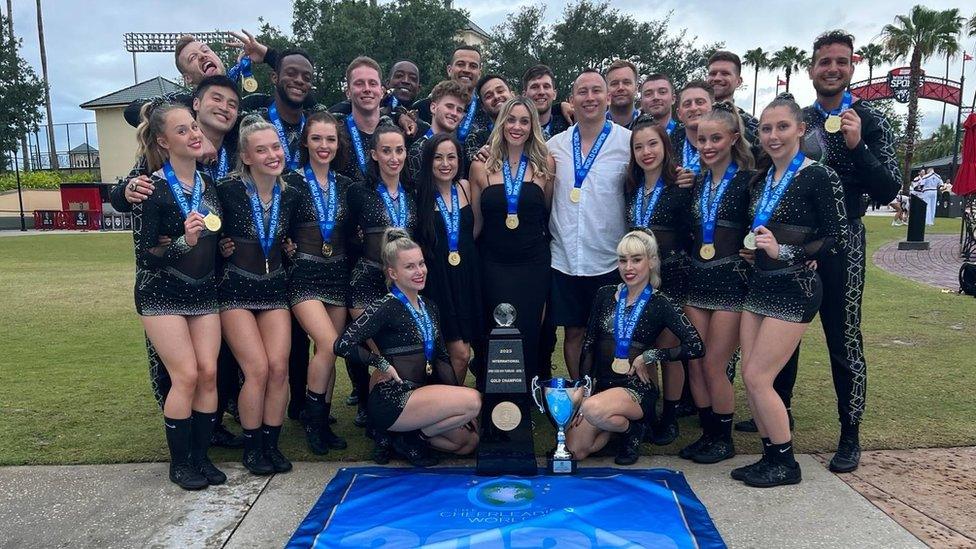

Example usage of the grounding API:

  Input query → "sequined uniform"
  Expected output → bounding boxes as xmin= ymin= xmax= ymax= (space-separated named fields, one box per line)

xmin=742 ymin=163 xmax=848 ymax=323
xmin=132 ymin=172 xmax=221 ymax=316
xmin=687 ymin=169 xmax=755 ymax=311
xmin=625 ymin=183 xmax=694 ymax=304
xmin=333 ymin=294 xmax=456 ymax=431
xmin=285 ymin=170 xmax=354 ymax=307
xmin=215 ymin=176 xmax=299 ymax=311
xmin=345 ymin=181 xmax=418 ymax=309
xmin=580 ymin=285 xmax=705 ymax=419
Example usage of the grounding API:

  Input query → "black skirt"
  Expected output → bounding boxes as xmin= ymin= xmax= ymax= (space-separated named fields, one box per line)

xmin=288 ymin=252 xmax=349 ymax=308
xmin=686 ymin=255 xmax=751 ymax=312
xmin=743 ymin=264 xmax=822 ymax=323
xmin=347 ymin=259 xmax=387 ymax=310
xmin=218 ymin=263 xmax=289 ymax=311
xmin=659 ymin=250 xmax=690 ymax=305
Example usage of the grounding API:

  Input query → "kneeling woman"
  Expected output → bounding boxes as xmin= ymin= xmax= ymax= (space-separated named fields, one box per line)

xmin=567 ymin=230 xmax=704 ymax=465
xmin=132 ymin=101 xmax=224 ymax=490
xmin=335 ymin=229 xmax=481 ymax=466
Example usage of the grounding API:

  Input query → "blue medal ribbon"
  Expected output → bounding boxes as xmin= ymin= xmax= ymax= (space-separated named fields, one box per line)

xmin=457 ymin=94 xmax=479 ymax=142
xmin=814 ymin=90 xmax=853 ymax=120
xmin=162 ymin=161 xmax=202 ymax=219
xmin=683 ymin=138 xmax=701 ymax=175
xmin=345 ymin=116 xmax=368 ymax=176
xmin=632 ymin=174 xmax=665 ymax=228
xmin=268 ymin=102 xmax=304 ymax=170
xmin=226 ymin=57 xmax=246 ymax=81
xmin=425 ymin=128 xmax=434 ymax=139
xmin=303 ymin=166 xmax=337 ymax=247
xmin=391 ymin=284 xmax=434 ymax=362
xmin=434 ymin=184 xmax=460 ymax=256
xmin=665 ymin=118 xmax=677 ymax=136
xmin=752 ymin=151 xmax=805 ymax=231
xmin=606 ymin=109 xmax=640 ymax=125
xmin=245 ymin=180 xmax=282 ymax=267
xmin=502 ymin=155 xmax=529 ymax=217
xmin=572 ymin=121 xmax=612 ymax=196
xmin=700 ymin=162 xmax=738 ymax=245
xmin=208 ymin=146 xmax=229 ymax=181
xmin=389 ymin=94 xmax=399 ymax=110
xmin=377 ymin=182 xmax=408 ymax=228
xmin=614 ymin=284 xmax=654 ymax=360
xmin=543 ymin=118 xmax=553 ymax=138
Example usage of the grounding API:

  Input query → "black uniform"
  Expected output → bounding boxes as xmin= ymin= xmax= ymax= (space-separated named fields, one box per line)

xmin=580 ymin=285 xmax=705 ymax=419
xmin=625 ymin=181 xmax=694 ymax=304
xmin=669 ymin=126 xmax=700 ymax=176
xmin=334 ymin=294 xmax=456 ymax=431
xmin=541 ymin=109 xmax=572 ymax=140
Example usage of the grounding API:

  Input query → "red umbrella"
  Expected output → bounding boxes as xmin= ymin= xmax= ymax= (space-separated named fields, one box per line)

xmin=953 ymin=112 xmax=976 ymax=196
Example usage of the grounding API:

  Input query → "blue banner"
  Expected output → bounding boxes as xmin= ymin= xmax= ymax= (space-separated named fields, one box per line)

xmin=289 ymin=467 xmax=725 ymax=548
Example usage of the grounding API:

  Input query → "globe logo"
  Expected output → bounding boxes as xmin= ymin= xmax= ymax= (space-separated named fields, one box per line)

xmin=469 ymin=480 xmax=535 ymax=510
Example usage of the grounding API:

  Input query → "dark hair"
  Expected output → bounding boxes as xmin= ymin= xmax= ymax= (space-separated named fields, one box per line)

xmin=193 ymin=75 xmax=241 ymax=102
xmin=707 ymin=50 xmax=742 ymax=75
xmin=430 ymin=80 xmax=470 ymax=105
xmin=572 ymin=68 xmax=606 ymax=92
xmin=752 ymin=93 xmax=805 ymax=188
xmin=606 ymin=59 xmax=639 ymax=81
xmin=521 ymin=64 xmax=555 ymax=91
xmin=387 ymin=59 xmax=418 ymax=80
xmin=812 ymin=30 xmax=855 ymax=62
xmin=678 ymin=80 xmax=715 ymax=102
xmin=641 ymin=73 xmax=673 ymax=92
xmin=275 ymin=49 xmax=314 ymax=73
xmin=298 ymin=111 xmax=350 ymax=171
xmin=366 ymin=124 xmax=407 ymax=182
xmin=625 ymin=115 xmax=678 ymax=195
xmin=476 ymin=74 xmax=508 ymax=98
xmin=452 ymin=45 xmax=482 ymax=60
xmin=414 ymin=133 xmax=463 ymax=255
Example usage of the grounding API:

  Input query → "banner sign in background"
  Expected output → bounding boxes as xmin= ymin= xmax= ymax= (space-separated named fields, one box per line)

xmin=288 ymin=467 xmax=726 ymax=549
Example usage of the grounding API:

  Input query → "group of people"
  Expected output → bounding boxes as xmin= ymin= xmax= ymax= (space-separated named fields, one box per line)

xmin=112 ymin=27 xmax=901 ymax=491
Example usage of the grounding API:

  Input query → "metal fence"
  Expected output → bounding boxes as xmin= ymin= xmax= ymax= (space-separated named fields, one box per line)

xmin=9 ymin=121 xmax=101 ymax=178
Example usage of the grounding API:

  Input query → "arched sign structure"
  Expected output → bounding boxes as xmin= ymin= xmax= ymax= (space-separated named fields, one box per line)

xmin=849 ymin=67 xmax=962 ymax=106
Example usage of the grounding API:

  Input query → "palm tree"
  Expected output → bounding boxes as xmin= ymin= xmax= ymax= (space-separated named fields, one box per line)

xmin=743 ymin=47 xmax=769 ymax=115
xmin=881 ymin=6 xmax=964 ymax=190
xmin=35 ymin=0 xmax=57 ymax=169
xmin=770 ymin=46 xmax=808 ymax=93
xmin=855 ymin=43 xmax=885 ymax=81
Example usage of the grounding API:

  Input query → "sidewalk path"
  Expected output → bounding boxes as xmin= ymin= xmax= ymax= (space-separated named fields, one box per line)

xmin=873 ymin=233 xmax=963 ymax=290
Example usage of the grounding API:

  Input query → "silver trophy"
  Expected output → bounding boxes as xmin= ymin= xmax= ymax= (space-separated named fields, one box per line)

xmin=531 ymin=376 xmax=592 ymax=474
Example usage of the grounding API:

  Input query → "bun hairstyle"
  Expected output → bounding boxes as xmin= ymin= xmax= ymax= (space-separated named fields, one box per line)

xmin=365 ymin=123 xmax=407 ymax=183
xmin=136 ymin=100 xmax=191 ymax=173
xmin=235 ymin=114 xmax=288 ymax=188
xmin=381 ymin=227 xmax=420 ymax=286
xmin=616 ymin=229 xmax=662 ymax=289
xmin=700 ymin=101 xmax=755 ymax=170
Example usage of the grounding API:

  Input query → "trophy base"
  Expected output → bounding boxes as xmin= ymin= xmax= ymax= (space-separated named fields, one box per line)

xmin=547 ymin=456 xmax=577 ymax=475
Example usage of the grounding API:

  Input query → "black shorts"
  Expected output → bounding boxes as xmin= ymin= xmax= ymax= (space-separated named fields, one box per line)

xmin=367 ymin=379 xmax=420 ymax=431
xmin=594 ymin=375 xmax=659 ymax=422
xmin=551 ymin=269 xmax=621 ymax=327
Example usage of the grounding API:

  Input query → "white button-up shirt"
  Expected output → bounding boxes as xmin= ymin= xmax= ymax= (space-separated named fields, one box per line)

xmin=548 ymin=122 xmax=631 ymax=276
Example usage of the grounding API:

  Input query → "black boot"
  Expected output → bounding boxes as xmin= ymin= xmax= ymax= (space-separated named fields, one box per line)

xmin=393 ymin=430 xmax=438 ymax=467
xmin=829 ymin=424 xmax=861 ymax=473
xmin=743 ymin=440 xmax=801 ymax=488
xmin=651 ymin=400 xmax=679 ymax=445
xmin=321 ymin=401 xmax=348 ymax=450
xmin=372 ymin=430 xmax=393 ymax=464
xmin=615 ymin=421 xmax=645 ymax=465
xmin=262 ymin=424 xmax=292 ymax=473
xmin=190 ymin=411 xmax=226 ymax=485
xmin=302 ymin=391 xmax=329 ymax=455
xmin=732 ymin=438 xmax=770 ymax=481
xmin=693 ymin=412 xmax=736 ymax=464
xmin=242 ymin=428 xmax=274 ymax=475
xmin=354 ymin=405 xmax=369 ymax=428
xmin=165 ymin=416 xmax=207 ymax=490
xmin=679 ymin=407 xmax=713 ymax=460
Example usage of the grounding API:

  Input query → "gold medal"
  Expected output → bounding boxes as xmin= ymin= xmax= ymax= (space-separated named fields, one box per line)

xmin=448 ymin=251 xmax=461 ymax=266
xmin=700 ymin=243 xmax=715 ymax=260
xmin=242 ymin=76 xmax=258 ymax=93
xmin=321 ymin=242 xmax=333 ymax=257
xmin=570 ymin=187 xmax=582 ymax=203
xmin=425 ymin=362 xmax=433 ymax=376
xmin=204 ymin=212 xmax=222 ymax=232
xmin=743 ymin=231 xmax=757 ymax=250
xmin=505 ymin=213 xmax=519 ymax=230
xmin=824 ymin=115 xmax=842 ymax=134
xmin=611 ymin=357 xmax=631 ymax=375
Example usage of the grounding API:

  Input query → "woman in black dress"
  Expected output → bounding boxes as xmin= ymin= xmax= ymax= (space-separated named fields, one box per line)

xmin=469 ymin=97 xmax=554 ymax=385
xmin=287 ymin=111 xmax=352 ymax=454
xmin=217 ymin=115 xmax=299 ymax=476
xmin=334 ymin=229 xmax=481 ymax=466
xmin=132 ymin=101 xmax=223 ymax=490
xmin=414 ymin=133 xmax=483 ymax=384
xmin=682 ymin=102 xmax=755 ymax=464
xmin=624 ymin=116 xmax=693 ymax=446
xmin=736 ymin=95 xmax=848 ymax=487
xmin=567 ymin=230 xmax=704 ymax=465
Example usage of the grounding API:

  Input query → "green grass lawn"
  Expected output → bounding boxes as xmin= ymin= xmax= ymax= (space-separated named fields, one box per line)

xmin=0 ymin=217 xmax=973 ymax=466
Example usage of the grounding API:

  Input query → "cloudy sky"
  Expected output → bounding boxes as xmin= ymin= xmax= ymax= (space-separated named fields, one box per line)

xmin=5 ymin=0 xmax=975 ymax=152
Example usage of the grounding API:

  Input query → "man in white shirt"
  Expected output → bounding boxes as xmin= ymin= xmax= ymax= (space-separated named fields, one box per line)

xmin=912 ymin=168 xmax=940 ymax=225
xmin=548 ymin=69 xmax=631 ymax=378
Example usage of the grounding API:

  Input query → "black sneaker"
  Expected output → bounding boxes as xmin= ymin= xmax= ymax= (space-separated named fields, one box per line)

xmin=393 ymin=433 xmax=439 ymax=467
xmin=169 ymin=462 xmax=208 ymax=490
xmin=614 ymin=424 xmax=645 ymax=465
xmin=743 ymin=459 xmax=802 ymax=488
xmin=678 ymin=434 xmax=710 ymax=460
xmin=691 ymin=439 xmax=736 ymax=464
xmin=287 ymin=401 xmax=303 ymax=421
xmin=353 ymin=407 xmax=369 ymax=428
xmin=733 ymin=418 xmax=758 ymax=433
xmin=193 ymin=457 xmax=227 ymax=485
xmin=651 ymin=420 xmax=679 ymax=446
xmin=372 ymin=432 xmax=393 ymax=465
xmin=322 ymin=423 xmax=348 ymax=450
xmin=302 ymin=416 xmax=329 ymax=455
xmin=265 ymin=448 xmax=293 ymax=473
xmin=675 ymin=401 xmax=697 ymax=418
xmin=828 ymin=436 xmax=861 ymax=473
xmin=730 ymin=457 xmax=766 ymax=481
xmin=211 ymin=423 xmax=244 ymax=449
xmin=345 ymin=389 xmax=359 ymax=406
xmin=242 ymin=448 xmax=274 ymax=475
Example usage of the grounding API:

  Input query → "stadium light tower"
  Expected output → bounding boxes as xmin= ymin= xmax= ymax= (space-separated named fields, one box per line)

xmin=123 ymin=32 xmax=232 ymax=83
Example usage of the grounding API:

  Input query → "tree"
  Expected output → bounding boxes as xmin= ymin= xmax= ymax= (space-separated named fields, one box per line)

xmin=770 ymin=46 xmax=807 ymax=93
xmin=881 ymin=6 xmax=964 ymax=190
xmin=855 ymin=43 xmax=885 ymax=81
xmin=482 ymin=5 xmax=550 ymax=86
xmin=743 ymin=47 xmax=769 ymax=115
xmin=914 ymin=123 xmax=956 ymax=162
xmin=0 ymin=12 xmax=45 ymax=172
xmin=35 ymin=0 xmax=57 ymax=169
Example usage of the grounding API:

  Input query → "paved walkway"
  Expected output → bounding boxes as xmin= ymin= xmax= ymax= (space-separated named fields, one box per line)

xmin=0 ymin=456 xmax=922 ymax=548
xmin=873 ymin=233 xmax=963 ymax=289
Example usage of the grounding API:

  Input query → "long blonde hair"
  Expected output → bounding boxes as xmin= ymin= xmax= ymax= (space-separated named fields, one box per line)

xmin=135 ymin=101 xmax=189 ymax=174
xmin=485 ymin=97 xmax=552 ymax=181
xmin=616 ymin=230 xmax=662 ymax=289
xmin=235 ymin=114 xmax=288 ymax=190
xmin=381 ymin=227 xmax=420 ymax=287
